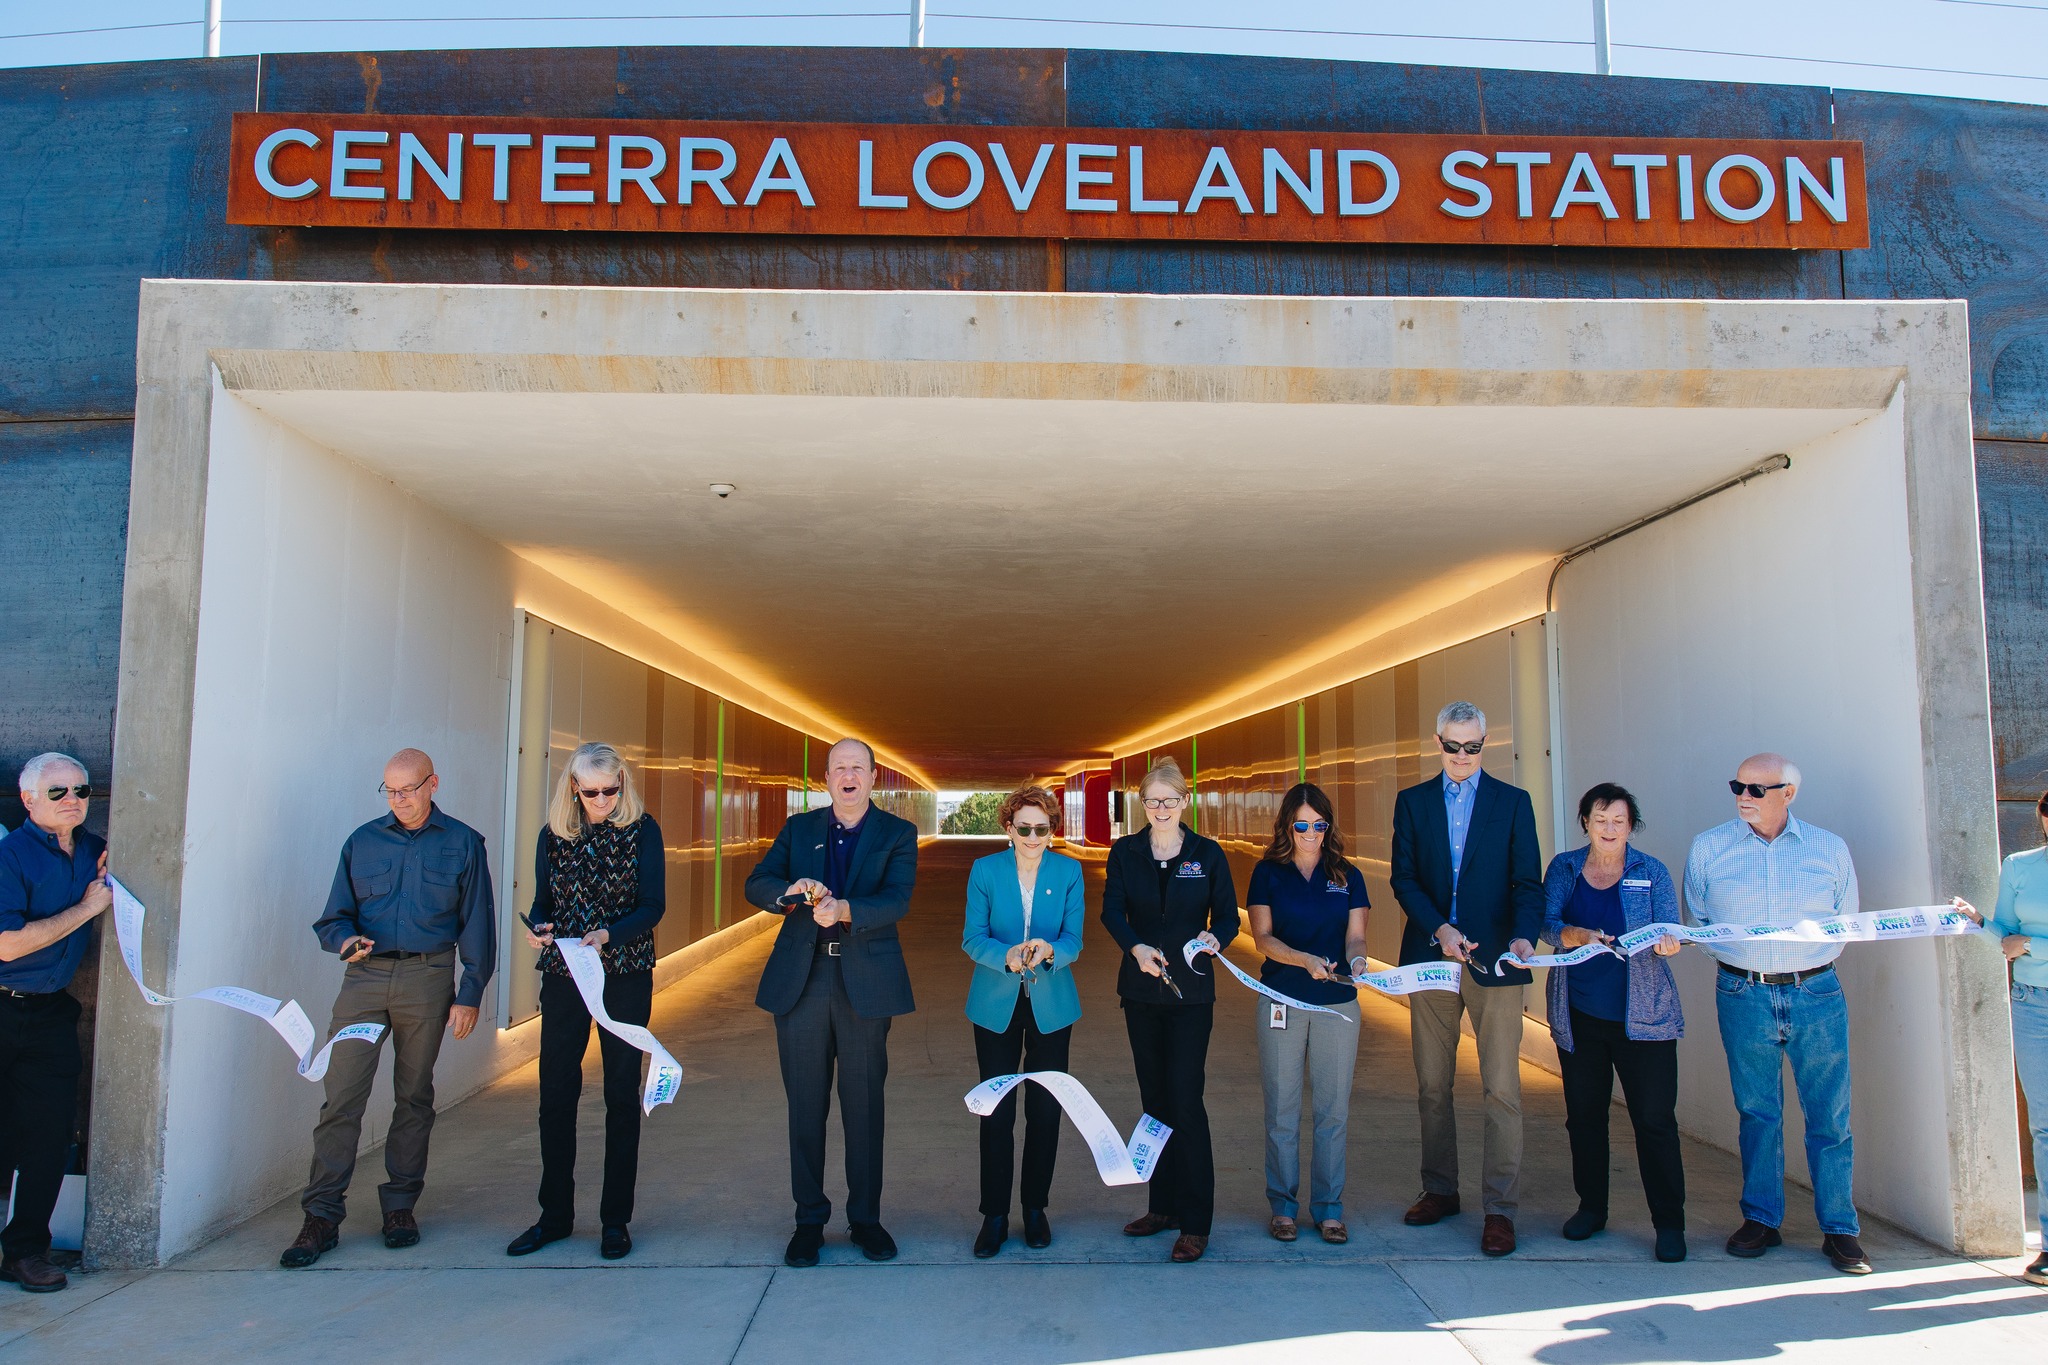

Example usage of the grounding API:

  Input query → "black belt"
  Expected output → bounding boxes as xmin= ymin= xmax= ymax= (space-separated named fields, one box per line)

xmin=368 ymin=948 xmax=445 ymax=961
xmin=0 ymin=986 xmax=57 ymax=1000
xmin=814 ymin=941 xmax=843 ymax=957
xmin=1718 ymin=961 xmax=1834 ymax=987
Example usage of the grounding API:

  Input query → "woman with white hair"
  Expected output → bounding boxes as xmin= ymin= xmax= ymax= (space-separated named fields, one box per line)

xmin=506 ymin=743 xmax=665 ymax=1262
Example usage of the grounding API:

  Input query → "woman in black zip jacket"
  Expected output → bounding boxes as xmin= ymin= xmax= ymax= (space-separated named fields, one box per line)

xmin=1099 ymin=755 xmax=1240 ymax=1262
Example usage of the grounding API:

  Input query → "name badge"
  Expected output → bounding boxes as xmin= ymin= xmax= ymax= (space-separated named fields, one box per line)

xmin=1622 ymin=879 xmax=1652 ymax=889
xmin=1268 ymin=1002 xmax=1288 ymax=1029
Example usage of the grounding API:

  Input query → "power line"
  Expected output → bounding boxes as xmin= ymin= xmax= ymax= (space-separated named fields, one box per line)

xmin=1935 ymin=0 xmax=2048 ymax=12
xmin=1615 ymin=38 xmax=2048 ymax=83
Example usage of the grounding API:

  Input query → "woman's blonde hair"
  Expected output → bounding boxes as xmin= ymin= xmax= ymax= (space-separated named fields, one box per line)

xmin=548 ymin=742 xmax=645 ymax=840
xmin=1140 ymin=756 xmax=1190 ymax=802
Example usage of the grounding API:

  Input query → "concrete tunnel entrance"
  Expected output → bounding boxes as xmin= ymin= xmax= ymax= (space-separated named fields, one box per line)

xmin=92 ymin=281 xmax=2018 ymax=1267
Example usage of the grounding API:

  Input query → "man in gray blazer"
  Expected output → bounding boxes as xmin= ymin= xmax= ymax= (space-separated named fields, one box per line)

xmin=745 ymin=738 xmax=918 ymax=1268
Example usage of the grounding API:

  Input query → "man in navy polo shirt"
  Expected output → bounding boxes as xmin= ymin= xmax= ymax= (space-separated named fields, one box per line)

xmin=0 ymin=753 xmax=110 ymax=1294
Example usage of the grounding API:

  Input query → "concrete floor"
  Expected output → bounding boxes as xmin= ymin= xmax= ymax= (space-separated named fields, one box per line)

xmin=2 ymin=838 xmax=2041 ymax=1362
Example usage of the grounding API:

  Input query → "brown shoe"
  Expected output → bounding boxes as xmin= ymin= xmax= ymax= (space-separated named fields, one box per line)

xmin=279 ymin=1214 xmax=339 ymax=1268
xmin=1170 ymin=1233 xmax=1209 ymax=1262
xmin=382 ymin=1209 xmax=420 ymax=1249
xmin=1403 ymin=1191 xmax=1462 ymax=1226
xmin=1268 ymin=1215 xmax=1298 ymax=1242
xmin=1822 ymin=1233 xmax=1872 ymax=1275
xmin=1481 ymin=1214 xmax=1517 ymax=1256
xmin=0 ymin=1253 xmax=67 ymax=1293
xmin=1725 ymin=1219 xmax=1782 ymax=1258
xmin=1123 ymin=1212 xmax=1180 ymax=1237
xmin=1318 ymin=1219 xmax=1350 ymax=1245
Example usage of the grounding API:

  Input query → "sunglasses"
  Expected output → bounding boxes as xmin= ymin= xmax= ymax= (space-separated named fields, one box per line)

xmin=1439 ymin=738 xmax=1485 ymax=755
xmin=578 ymin=784 xmax=624 ymax=800
xmin=1012 ymin=824 xmax=1053 ymax=838
xmin=1729 ymin=780 xmax=1790 ymax=799
xmin=1291 ymin=820 xmax=1330 ymax=834
xmin=43 ymin=784 xmax=92 ymax=801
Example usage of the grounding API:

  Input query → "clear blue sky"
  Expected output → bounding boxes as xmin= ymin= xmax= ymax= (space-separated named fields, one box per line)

xmin=5 ymin=0 xmax=2047 ymax=107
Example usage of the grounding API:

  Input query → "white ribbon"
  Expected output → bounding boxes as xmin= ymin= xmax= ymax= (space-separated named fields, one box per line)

xmin=1615 ymin=906 xmax=1986 ymax=958
xmin=109 ymin=874 xmax=385 ymax=1082
xmin=1181 ymin=940 xmax=1356 ymax=1020
xmin=963 ymin=1071 xmax=1170 ymax=1186
xmin=1183 ymin=939 xmax=1463 ymax=1005
xmin=1486 ymin=940 xmax=1625 ymax=977
xmin=552 ymin=936 xmax=685 ymax=1114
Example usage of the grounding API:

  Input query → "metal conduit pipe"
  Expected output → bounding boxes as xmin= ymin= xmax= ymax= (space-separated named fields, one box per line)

xmin=1544 ymin=453 xmax=1791 ymax=611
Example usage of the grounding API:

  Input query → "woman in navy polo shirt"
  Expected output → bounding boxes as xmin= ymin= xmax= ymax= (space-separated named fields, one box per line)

xmin=1540 ymin=782 xmax=1688 ymax=1262
xmin=1246 ymin=782 xmax=1370 ymax=1245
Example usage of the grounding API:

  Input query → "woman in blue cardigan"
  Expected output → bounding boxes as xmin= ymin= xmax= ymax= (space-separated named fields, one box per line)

xmin=961 ymin=784 xmax=1086 ymax=1259
xmin=1539 ymin=782 xmax=1687 ymax=1263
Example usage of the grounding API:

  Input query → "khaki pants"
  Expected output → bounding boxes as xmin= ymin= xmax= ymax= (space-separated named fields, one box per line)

xmin=300 ymin=950 xmax=455 ymax=1223
xmin=1410 ymin=969 xmax=1525 ymax=1217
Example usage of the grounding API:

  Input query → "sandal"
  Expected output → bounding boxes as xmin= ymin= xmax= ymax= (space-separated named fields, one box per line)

xmin=1318 ymin=1219 xmax=1349 ymax=1244
xmin=1268 ymin=1215 xmax=1299 ymax=1242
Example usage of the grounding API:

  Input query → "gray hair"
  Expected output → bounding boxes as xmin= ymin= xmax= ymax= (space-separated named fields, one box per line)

xmin=1435 ymin=701 xmax=1486 ymax=735
xmin=18 ymin=752 xmax=87 ymax=793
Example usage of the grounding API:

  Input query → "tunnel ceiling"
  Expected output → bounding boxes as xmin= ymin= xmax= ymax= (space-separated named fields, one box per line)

xmin=238 ymin=388 xmax=1869 ymax=787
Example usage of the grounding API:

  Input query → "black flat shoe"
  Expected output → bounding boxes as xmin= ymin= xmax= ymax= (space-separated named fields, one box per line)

xmin=1561 ymin=1208 xmax=1607 ymax=1241
xmin=506 ymin=1222 xmax=572 ymax=1257
xmin=601 ymin=1225 xmax=632 ymax=1260
xmin=1022 ymin=1208 xmax=1052 ymax=1249
xmin=785 ymin=1224 xmax=824 ymax=1268
xmin=848 ymin=1221 xmax=898 ymax=1262
xmin=973 ymin=1215 xmax=1008 ymax=1259
xmin=1655 ymin=1228 xmax=1688 ymax=1262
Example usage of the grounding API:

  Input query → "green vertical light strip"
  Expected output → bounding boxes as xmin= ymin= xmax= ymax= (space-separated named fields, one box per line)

xmin=802 ymin=736 xmax=810 ymax=811
xmin=1297 ymin=701 xmax=1308 ymax=785
xmin=1190 ymin=733 xmax=1199 ymax=833
xmin=713 ymin=699 xmax=727 ymax=928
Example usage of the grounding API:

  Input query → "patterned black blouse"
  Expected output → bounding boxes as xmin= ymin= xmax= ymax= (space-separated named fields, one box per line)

xmin=531 ymin=815 xmax=666 ymax=976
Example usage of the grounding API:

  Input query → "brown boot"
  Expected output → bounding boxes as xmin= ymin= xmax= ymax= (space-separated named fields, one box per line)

xmin=0 ymin=1253 xmax=67 ymax=1293
xmin=1403 ymin=1191 xmax=1462 ymax=1226
xmin=1170 ymin=1233 xmax=1209 ymax=1262
xmin=1123 ymin=1212 xmax=1179 ymax=1237
xmin=382 ymin=1209 xmax=420 ymax=1249
xmin=280 ymin=1214 xmax=339 ymax=1268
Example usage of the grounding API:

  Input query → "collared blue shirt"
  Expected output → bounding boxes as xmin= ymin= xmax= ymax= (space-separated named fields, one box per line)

xmin=312 ymin=803 xmax=496 ymax=1008
xmin=1989 ymin=844 xmax=2048 ymax=988
xmin=1249 ymin=857 xmax=1369 ymax=1006
xmin=1684 ymin=814 xmax=1858 ymax=974
xmin=1443 ymin=771 xmax=1478 ymax=925
xmin=818 ymin=806 xmax=868 ymax=944
xmin=0 ymin=820 xmax=105 ymax=993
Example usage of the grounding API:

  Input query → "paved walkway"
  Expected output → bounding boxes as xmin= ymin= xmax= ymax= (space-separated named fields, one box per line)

xmin=2 ymin=839 xmax=2040 ymax=1362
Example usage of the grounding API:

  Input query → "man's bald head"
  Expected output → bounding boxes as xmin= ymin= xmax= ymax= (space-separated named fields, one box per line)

xmin=1736 ymin=753 xmax=1802 ymax=790
xmin=381 ymin=749 xmax=439 ymax=830
xmin=1732 ymin=751 xmax=1800 ymax=838
xmin=385 ymin=748 xmax=435 ymax=784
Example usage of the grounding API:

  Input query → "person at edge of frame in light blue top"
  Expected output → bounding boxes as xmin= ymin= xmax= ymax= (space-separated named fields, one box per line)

xmin=1955 ymin=787 xmax=2048 ymax=1288
xmin=1683 ymin=752 xmax=1871 ymax=1276
xmin=961 ymin=784 xmax=1086 ymax=1261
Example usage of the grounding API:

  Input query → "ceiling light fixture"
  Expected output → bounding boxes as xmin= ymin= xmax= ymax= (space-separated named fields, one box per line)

xmin=709 ymin=482 xmax=736 ymax=498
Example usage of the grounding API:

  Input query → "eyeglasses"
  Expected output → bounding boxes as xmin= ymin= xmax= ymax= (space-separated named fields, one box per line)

xmin=1141 ymin=797 xmax=1184 ymax=810
xmin=1012 ymin=824 xmax=1052 ymax=838
xmin=377 ymin=776 xmax=434 ymax=797
xmin=578 ymin=784 xmax=624 ymax=800
xmin=1439 ymin=738 xmax=1485 ymax=755
xmin=1291 ymin=820 xmax=1330 ymax=834
xmin=1729 ymin=780 xmax=1790 ymax=799
xmin=42 ymin=784 xmax=92 ymax=801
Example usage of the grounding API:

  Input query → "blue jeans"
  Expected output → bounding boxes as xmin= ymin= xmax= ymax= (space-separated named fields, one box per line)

xmin=1714 ymin=966 xmax=1858 ymax=1235
xmin=2013 ymin=983 xmax=2048 ymax=1245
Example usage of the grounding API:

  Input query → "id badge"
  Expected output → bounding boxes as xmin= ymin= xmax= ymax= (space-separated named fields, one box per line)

xmin=1268 ymin=1002 xmax=1288 ymax=1029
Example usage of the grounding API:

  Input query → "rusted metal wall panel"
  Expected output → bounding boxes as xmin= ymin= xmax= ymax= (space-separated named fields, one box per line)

xmin=1976 ymin=438 xmax=2048 ymax=802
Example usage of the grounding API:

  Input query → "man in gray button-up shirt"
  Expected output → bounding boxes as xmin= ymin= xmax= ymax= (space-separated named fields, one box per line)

xmin=281 ymin=749 xmax=496 ymax=1269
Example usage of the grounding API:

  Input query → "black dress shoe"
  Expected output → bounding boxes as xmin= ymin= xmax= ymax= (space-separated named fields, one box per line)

xmin=601 ymin=1225 xmax=632 ymax=1260
xmin=973 ymin=1215 xmax=1008 ymax=1259
xmin=1822 ymin=1233 xmax=1872 ymax=1274
xmin=1022 ymin=1208 xmax=1052 ymax=1249
xmin=506 ymin=1222 xmax=572 ymax=1257
xmin=1725 ymin=1219 xmax=1782 ymax=1258
xmin=848 ymin=1221 xmax=898 ymax=1262
xmin=1655 ymin=1228 xmax=1688 ymax=1262
xmin=1561 ymin=1208 xmax=1607 ymax=1241
xmin=785 ymin=1224 xmax=824 ymax=1268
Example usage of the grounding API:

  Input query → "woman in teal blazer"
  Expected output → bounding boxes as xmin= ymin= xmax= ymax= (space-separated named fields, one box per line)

xmin=962 ymin=784 xmax=1086 ymax=1259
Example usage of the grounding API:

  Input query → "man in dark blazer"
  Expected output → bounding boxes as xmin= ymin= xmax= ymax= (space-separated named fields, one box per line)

xmin=1389 ymin=700 xmax=1543 ymax=1257
xmin=745 ymin=738 xmax=918 ymax=1269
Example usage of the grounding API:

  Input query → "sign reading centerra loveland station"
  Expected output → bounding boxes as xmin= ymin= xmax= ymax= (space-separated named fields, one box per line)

xmin=228 ymin=113 xmax=1868 ymax=249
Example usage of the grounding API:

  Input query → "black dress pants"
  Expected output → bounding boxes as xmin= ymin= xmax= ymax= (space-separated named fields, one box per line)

xmin=1557 ymin=1009 xmax=1686 ymax=1229
xmin=1123 ymin=998 xmax=1215 ymax=1236
xmin=0 ymin=992 xmax=81 ymax=1261
xmin=536 ymin=969 xmax=654 ymax=1231
xmin=775 ymin=953 xmax=891 ymax=1227
xmin=972 ymin=993 xmax=1072 ymax=1217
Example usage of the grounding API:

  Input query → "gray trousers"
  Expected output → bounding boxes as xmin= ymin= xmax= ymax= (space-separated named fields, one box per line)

xmin=300 ymin=951 xmax=455 ymax=1223
xmin=1410 ymin=968 xmax=1526 ymax=1217
xmin=1257 ymin=997 xmax=1361 ymax=1223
